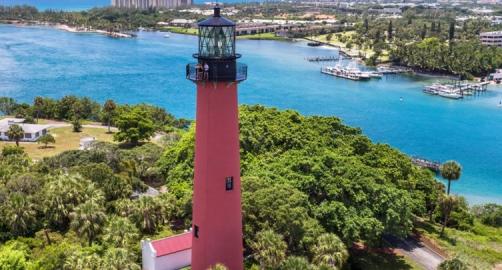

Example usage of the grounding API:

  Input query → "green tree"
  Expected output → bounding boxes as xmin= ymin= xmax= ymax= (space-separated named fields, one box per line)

xmin=1 ymin=145 xmax=24 ymax=157
xmin=449 ymin=21 xmax=455 ymax=41
xmin=103 ymin=99 xmax=117 ymax=133
xmin=113 ymin=107 xmax=155 ymax=145
xmin=102 ymin=248 xmax=140 ymax=270
xmin=311 ymin=233 xmax=348 ymax=270
xmin=0 ymin=244 xmax=29 ymax=270
xmin=250 ymin=230 xmax=287 ymax=270
xmin=3 ymin=193 xmax=36 ymax=235
xmin=440 ymin=161 xmax=461 ymax=195
xmin=421 ymin=23 xmax=427 ymax=40
xmin=38 ymin=133 xmax=56 ymax=148
xmin=0 ymin=97 xmax=17 ymax=115
xmin=7 ymin=124 xmax=24 ymax=146
xmin=70 ymin=200 xmax=107 ymax=246
xmin=64 ymin=251 xmax=102 ymax=270
xmin=43 ymin=175 xmax=103 ymax=230
xmin=439 ymin=195 xmax=459 ymax=237
xmin=102 ymin=216 xmax=139 ymax=249
xmin=33 ymin=96 xmax=44 ymax=123
xmin=281 ymin=256 xmax=311 ymax=270
xmin=131 ymin=196 xmax=166 ymax=233
xmin=72 ymin=118 xmax=82 ymax=132
xmin=438 ymin=257 xmax=468 ymax=270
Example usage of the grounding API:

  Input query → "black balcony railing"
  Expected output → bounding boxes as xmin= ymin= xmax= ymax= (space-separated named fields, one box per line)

xmin=186 ymin=62 xmax=247 ymax=82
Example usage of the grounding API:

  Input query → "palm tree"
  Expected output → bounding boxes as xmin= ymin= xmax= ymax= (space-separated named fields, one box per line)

xmin=7 ymin=124 xmax=24 ymax=146
xmin=103 ymin=99 xmax=117 ymax=133
xmin=133 ymin=196 xmax=165 ymax=234
xmin=440 ymin=161 xmax=462 ymax=195
xmin=34 ymin=96 xmax=44 ymax=123
xmin=311 ymin=233 xmax=348 ymax=270
xmin=102 ymin=248 xmax=140 ymax=270
xmin=64 ymin=252 xmax=102 ymax=270
xmin=250 ymin=229 xmax=287 ymax=270
xmin=70 ymin=200 xmax=107 ymax=246
xmin=3 ymin=192 xmax=36 ymax=235
xmin=281 ymin=256 xmax=312 ymax=270
xmin=102 ymin=216 xmax=139 ymax=248
xmin=439 ymin=195 xmax=459 ymax=237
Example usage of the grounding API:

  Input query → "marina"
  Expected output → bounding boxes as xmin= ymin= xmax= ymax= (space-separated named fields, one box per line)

xmin=423 ymin=81 xmax=489 ymax=99
xmin=321 ymin=63 xmax=383 ymax=81
xmin=305 ymin=56 xmax=340 ymax=62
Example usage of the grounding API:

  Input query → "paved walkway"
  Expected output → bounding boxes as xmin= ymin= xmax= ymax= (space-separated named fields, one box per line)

xmin=385 ymin=235 xmax=445 ymax=270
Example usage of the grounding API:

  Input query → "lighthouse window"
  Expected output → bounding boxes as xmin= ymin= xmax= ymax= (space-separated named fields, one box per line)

xmin=225 ymin=177 xmax=234 ymax=191
xmin=194 ymin=225 xmax=199 ymax=238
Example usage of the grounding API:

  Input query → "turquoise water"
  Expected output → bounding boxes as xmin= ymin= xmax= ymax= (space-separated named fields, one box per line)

xmin=0 ymin=24 xmax=501 ymax=204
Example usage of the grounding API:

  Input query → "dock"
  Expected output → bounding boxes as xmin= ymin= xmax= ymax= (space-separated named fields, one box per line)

xmin=306 ymin=56 xmax=340 ymax=62
xmin=423 ymin=81 xmax=489 ymax=99
xmin=412 ymin=157 xmax=441 ymax=172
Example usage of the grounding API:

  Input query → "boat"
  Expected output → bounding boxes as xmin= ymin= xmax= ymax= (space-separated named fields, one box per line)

xmin=321 ymin=66 xmax=363 ymax=81
xmin=438 ymin=90 xmax=463 ymax=99
xmin=164 ymin=34 xmax=170 ymax=38
xmin=307 ymin=42 xmax=322 ymax=47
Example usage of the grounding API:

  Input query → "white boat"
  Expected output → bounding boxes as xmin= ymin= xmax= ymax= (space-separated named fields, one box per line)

xmin=438 ymin=90 xmax=463 ymax=99
xmin=164 ymin=34 xmax=170 ymax=38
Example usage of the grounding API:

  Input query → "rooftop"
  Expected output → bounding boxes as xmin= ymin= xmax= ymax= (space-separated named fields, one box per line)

xmin=0 ymin=118 xmax=50 ymax=133
xmin=151 ymin=232 xmax=192 ymax=257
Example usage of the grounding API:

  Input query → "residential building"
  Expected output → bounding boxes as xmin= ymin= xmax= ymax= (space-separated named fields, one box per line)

xmin=480 ymin=31 xmax=502 ymax=47
xmin=111 ymin=0 xmax=192 ymax=9
xmin=141 ymin=232 xmax=192 ymax=270
xmin=0 ymin=118 xmax=49 ymax=142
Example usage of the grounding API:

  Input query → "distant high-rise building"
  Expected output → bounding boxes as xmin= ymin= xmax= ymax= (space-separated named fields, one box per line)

xmin=111 ymin=0 xmax=191 ymax=9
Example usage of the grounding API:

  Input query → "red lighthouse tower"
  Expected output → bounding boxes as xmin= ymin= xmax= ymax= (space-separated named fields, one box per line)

xmin=186 ymin=6 xmax=247 ymax=270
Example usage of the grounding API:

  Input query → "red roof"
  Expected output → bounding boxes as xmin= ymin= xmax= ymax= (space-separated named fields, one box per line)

xmin=151 ymin=232 xmax=192 ymax=257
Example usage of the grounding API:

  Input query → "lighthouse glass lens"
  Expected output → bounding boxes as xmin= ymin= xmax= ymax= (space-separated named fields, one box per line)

xmin=199 ymin=26 xmax=235 ymax=58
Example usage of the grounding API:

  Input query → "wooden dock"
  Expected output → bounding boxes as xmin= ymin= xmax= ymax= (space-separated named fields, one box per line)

xmin=412 ymin=157 xmax=441 ymax=172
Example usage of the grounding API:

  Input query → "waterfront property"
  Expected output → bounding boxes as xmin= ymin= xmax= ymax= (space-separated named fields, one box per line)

xmin=480 ymin=31 xmax=502 ymax=47
xmin=0 ymin=118 xmax=49 ymax=142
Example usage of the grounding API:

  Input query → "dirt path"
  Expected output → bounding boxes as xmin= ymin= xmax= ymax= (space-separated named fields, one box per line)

xmin=385 ymin=235 xmax=445 ymax=270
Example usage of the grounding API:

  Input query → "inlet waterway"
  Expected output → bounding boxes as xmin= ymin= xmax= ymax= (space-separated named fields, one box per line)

xmin=0 ymin=24 xmax=501 ymax=204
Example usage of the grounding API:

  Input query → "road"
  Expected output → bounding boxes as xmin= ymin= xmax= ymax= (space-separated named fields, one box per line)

xmin=384 ymin=235 xmax=445 ymax=270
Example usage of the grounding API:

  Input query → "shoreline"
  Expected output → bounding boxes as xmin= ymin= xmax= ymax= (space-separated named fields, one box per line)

xmin=1 ymin=19 xmax=134 ymax=38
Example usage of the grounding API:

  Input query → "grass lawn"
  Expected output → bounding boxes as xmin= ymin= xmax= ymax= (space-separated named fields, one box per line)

xmin=237 ymin=32 xmax=288 ymax=41
xmin=161 ymin=26 xmax=198 ymax=35
xmin=416 ymin=221 xmax=502 ymax=269
xmin=0 ymin=126 xmax=115 ymax=160
xmin=311 ymin=31 xmax=389 ymax=62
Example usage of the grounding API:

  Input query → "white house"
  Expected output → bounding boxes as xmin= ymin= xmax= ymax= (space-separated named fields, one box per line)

xmin=0 ymin=118 xmax=49 ymax=142
xmin=141 ymin=232 xmax=192 ymax=270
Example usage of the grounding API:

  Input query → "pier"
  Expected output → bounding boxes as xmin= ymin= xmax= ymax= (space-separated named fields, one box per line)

xmin=412 ymin=157 xmax=441 ymax=173
xmin=306 ymin=56 xmax=340 ymax=62
xmin=423 ymin=81 xmax=489 ymax=99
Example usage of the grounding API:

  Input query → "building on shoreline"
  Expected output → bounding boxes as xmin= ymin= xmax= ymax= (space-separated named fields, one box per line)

xmin=480 ymin=31 xmax=502 ymax=47
xmin=111 ymin=0 xmax=191 ymax=9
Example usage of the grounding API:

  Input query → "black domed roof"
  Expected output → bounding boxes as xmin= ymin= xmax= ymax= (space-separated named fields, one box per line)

xmin=198 ymin=7 xmax=235 ymax=27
